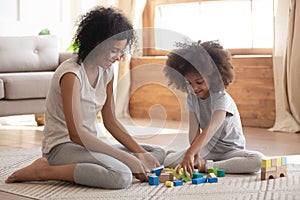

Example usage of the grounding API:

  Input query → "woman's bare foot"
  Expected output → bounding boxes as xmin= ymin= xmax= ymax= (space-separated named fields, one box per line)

xmin=5 ymin=157 xmax=50 ymax=183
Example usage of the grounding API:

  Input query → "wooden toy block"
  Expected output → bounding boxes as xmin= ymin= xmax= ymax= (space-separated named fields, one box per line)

xmin=271 ymin=158 xmax=277 ymax=167
xmin=192 ymin=177 xmax=207 ymax=184
xmin=165 ymin=181 xmax=174 ymax=187
xmin=146 ymin=173 xmax=156 ymax=176
xmin=207 ymin=177 xmax=218 ymax=183
xmin=276 ymin=165 xmax=287 ymax=178
xmin=261 ymin=166 xmax=276 ymax=172
xmin=208 ymin=173 xmax=216 ymax=178
xmin=173 ymin=180 xmax=183 ymax=186
xmin=159 ymin=172 xmax=174 ymax=183
xmin=206 ymin=160 xmax=214 ymax=170
xmin=207 ymin=168 xmax=214 ymax=174
xmin=217 ymin=169 xmax=225 ymax=177
xmin=276 ymin=157 xmax=282 ymax=166
xmin=261 ymin=171 xmax=276 ymax=180
xmin=151 ymin=165 xmax=164 ymax=176
xmin=281 ymin=156 xmax=287 ymax=166
xmin=262 ymin=159 xmax=271 ymax=168
xmin=162 ymin=168 xmax=174 ymax=173
xmin=148 ymin=175 xmax=159 ymax=185
xmin=192 ymin=172 xmax=204 ymax=178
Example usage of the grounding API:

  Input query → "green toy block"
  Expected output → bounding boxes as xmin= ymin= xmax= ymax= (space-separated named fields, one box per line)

xmin=217 ymin=169 xmax=225 ymax=177
xmin=180 ymin=168 xmax=191 ymax=182
xmin=192 ymin=172 xmax=204 ymax=178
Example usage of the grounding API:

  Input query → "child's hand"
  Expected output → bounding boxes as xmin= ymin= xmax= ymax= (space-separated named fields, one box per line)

xmin=193 ymin=154 xmax=206 ymax=172
xmin=135 ymin=152 xmax=161 ymax=172
xmin=176 ymin=151 xmax=195 ymax=178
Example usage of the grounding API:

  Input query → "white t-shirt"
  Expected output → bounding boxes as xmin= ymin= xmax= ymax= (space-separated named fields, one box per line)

xmin=186 ymin=90 xmax=245 ymax=155
xmin=42 ymin=57 xmax=114 ymax=153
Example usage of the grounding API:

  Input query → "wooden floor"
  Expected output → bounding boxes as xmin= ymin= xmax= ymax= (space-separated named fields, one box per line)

xmin=0 ymin=116 xmax=300 ymax=200
xmin=0 ymin=116 xmax=299 ymax=156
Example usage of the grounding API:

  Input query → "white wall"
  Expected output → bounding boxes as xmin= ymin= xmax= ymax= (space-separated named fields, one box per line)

xmin=0 ymin=0 xmax=117 ymax=50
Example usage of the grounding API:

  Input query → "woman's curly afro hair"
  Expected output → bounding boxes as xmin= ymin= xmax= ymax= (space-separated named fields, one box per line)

xmin=164 ymin=40 xmax=234 ymax=92
xmin=72 ymin=6 xmax=136 ymax=64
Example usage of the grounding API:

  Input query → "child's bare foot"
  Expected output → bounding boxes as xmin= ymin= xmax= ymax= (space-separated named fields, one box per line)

xmin=5 ymin=157 xmax=50 ymax=183
xmin=166 ymin=150 xmax=176 ymax=155
xmin=199 ymin=159 xmax=206 ymax=172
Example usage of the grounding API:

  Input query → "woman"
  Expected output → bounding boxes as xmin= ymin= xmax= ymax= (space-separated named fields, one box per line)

xmin=6 ymin=6 xmax=165 ymax=189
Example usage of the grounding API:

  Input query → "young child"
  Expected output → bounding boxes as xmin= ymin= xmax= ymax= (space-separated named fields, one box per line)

xmin=163 ymin=40 xmax=264 ymax=176
xmin=5 ymin=6 xmax=166 ymax=189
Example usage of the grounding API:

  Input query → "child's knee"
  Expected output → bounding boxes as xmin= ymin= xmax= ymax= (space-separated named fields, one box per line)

xmin=250 ymin=152 xmax=264 ymax=172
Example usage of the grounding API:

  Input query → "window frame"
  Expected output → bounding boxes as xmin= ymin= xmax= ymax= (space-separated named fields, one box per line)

xmin=142 ymin=0 xmax=272 ymax=56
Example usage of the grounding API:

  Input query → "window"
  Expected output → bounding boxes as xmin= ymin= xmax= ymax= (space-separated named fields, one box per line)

xmin=143 ymin=0 xmax=273 ymax=56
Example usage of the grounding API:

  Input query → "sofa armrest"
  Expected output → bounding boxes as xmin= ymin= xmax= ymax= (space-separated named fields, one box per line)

xmin=59 ymin=52 xmax=75 ymax=64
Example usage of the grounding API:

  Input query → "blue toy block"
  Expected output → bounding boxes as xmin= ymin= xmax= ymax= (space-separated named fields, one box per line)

xmin=281 ymin=156 xmax=287 ymax=166
xmin=151 ymin=165 xmax=164 ymax=176
xmin=173 ymin=180 xmax=183 ymax=186
xmin=192 ymin=177 xmax=207 ymax=184
xmin=208 ymin=177 xmax=218 ymax=183
xmin=148 ymin=176 xmax=159 ymax=185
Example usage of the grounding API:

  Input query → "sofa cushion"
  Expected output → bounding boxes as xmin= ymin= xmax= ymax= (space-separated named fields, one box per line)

xmin=0 ymin=72 xmax=54 ymax=99
xmin=0 ymin=79 xmax=3 ymax=99
xmin=0 ymin=35 xmax=59 ymax=73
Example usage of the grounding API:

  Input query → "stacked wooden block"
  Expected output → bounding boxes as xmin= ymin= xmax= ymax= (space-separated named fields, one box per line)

xmin=261 ymin=156 xmax=287 ymax=180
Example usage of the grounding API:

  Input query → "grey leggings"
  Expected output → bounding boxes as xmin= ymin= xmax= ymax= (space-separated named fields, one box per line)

xmin=163 ymin=148 xmax=264 ymax=173
xmin=43 ymin=142 xmax=166 ymax=189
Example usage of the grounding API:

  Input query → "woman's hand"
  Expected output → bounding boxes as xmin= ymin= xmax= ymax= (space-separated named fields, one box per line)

xmin=135 ymin=152 xmax=161 ymax=173
xmin=125 ymin=155 xmax=148 ymax=182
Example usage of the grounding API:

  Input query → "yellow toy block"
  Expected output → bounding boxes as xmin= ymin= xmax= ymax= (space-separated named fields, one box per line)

xmin=173 ymin=165 xmax=182 ymax=180
xmin=262 ymin=159 xmax=271 ymax=168
xmin=165 ymin=181 xmax=174 ymax=187
xmin=276 ymin=157 xmax=282 ymax=167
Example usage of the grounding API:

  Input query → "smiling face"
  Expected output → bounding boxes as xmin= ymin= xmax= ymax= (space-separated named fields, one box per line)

xmin=96 ymin=39 xmax=128 ymax=70
xmin=184 ymin=72 xmax=210 ymax=99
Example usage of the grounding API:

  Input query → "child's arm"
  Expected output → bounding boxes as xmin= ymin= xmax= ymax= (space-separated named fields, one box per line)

xmin=179 ymin=110 xmax=226 ymax=176
xmin=188 ymin=112 xmax=201 ymax=145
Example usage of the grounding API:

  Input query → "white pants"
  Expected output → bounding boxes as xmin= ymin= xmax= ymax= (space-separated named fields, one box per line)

xmin=163 ymin=148 xmax=264 ymax=173
xmin=44 ymin=142 xmax=166 ymax=189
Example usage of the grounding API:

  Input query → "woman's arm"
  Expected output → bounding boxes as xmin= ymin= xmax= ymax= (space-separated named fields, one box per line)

xmin=101 ymin=77 xmax=161 ymax=169
xmin=60 ymin=73 xmax=147 ymax=181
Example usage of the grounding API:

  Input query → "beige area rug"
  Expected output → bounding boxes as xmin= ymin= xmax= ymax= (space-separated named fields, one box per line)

xmin=0 ymin=148 xmax=299 ymax=200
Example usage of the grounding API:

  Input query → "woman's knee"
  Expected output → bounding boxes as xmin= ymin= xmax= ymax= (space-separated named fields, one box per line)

xmin=110 ymin=168 xmax=132 ymax=189
xmin=74 ymin=163 xmax=132 ymax=189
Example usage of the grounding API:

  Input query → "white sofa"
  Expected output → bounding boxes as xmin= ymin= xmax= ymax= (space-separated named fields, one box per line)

xmin=0 ymin=35 xmax=73 ymax=125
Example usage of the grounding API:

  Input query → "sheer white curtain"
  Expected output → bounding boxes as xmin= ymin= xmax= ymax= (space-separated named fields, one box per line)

xmin=115 ymin=0 xmax=146 ymax=119
xmin=269 ymin=0 xmax=300 ymax=133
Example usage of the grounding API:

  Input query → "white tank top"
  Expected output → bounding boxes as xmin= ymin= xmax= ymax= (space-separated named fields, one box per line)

xmin=42 ymin=57 xmax=114 ymax=153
